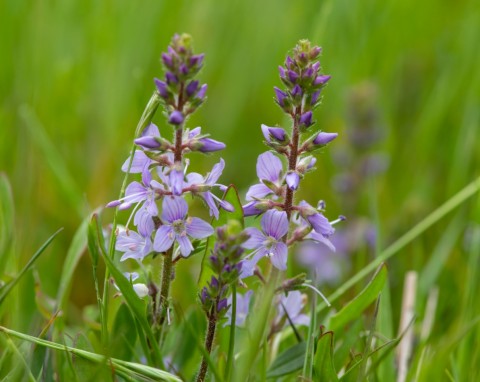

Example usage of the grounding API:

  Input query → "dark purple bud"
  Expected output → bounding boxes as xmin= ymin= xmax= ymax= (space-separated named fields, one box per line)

xmin=299 ymin=52 xmax=307 ymax=62
xmin=311 ymin=90 xmax=321 ymax=105
xmin=291 ymin=84 xmax=303 ymax=97
xmin=198 ymin=138 xmax=226 ymax=152
xmin=200 ymin=287 xmax=209 ymax=304
xmin=223 ymin=264 xmax=232 ymax=273
xmin=288 ymin=70 xmax=299 ymax=83
xmin=166 ymin=72 xmax=178 ymax=84
xmin=286 ymin=172 xmax=300 ymax=191
xmin=161 ymin=53 xmax=173 ymax=68
xmin=168 ymin=111 xmax=184 ymax=125
xmin=197 ymin=84 xmax=208 ymax=100
xmin=313 ymin=132 xmax=338 ymax=145
xmin=303 ymin=67 xmax=314 ymax=79
xmin=274 ymin=87 xmax=287 ymax=106
xmin=179 ymin=64 xmax=189 ymax=75
xmin=154 ymin=78 xmax=169 ymax=98
xmin=261 ymin=124 xmax=286 ymax=143
xmin=209 ymin=255 xmax=219 ymax=265
xmin=210 ymin=276 xmax=219 ymax=289
xmin=285 ymin=56 xmax=294 ymax=69
xmin=299 ymin=111 xmax=313 ymax=127
xmin=186 ymin=80 xmax=199 ymax=96
xmin=217 ymin=298 xmax=228 ymax=312
xmin=278 ymin=66 xmax=286 ymax=78
xmin=314 ymin=75 xmax=331 ymax=86
xmin=134 ymin=136 xmax=161 ymax=150
xmin=190 ymin=54 xmax=205 ymax=67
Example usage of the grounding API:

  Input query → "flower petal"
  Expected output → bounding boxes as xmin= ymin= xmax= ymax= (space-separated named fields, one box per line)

xmin=256 ymin=152 xmax=283 ymax=182
xmin=246 ymin=183 xmax=273 ymax=201
xmin=125 ymin=181 xmax=147 ymax=201
xmin=205 ymin=159 xmax=225 ymax=185
xmin=176 ymin=235 xmax=194 ymax=256
xmin=261 ymin=210 xmax=288 ymax=239
xmin=269 ymin=242 xmax=288 ymax=270
xmin=309 ymin=231 xmax=336 ymax=252
xmin=242 ymin=227 xmax=266 ymax=249
xmin=203 ymin=192 xmax=219 ymax=219
xmin=134 ymin=208 xmax=155 ymax=237
xmin=142 ymin=123 xmax=160 ymax=138
xmin=122 ymin=150 xmax=151 ymax=173
xmin=186 ymin=217 xmax=214 ymax=239
xmin=153 ymin=225 xmax=175 ymax=252
xmin=162 ymin=196 xmax=188 ymax=223
xmin=240 ymin=251 xmax=266 ymax=278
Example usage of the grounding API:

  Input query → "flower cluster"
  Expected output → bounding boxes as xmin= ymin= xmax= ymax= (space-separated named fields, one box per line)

xmin=200 ymin=221 xmax=248 ymax=321
xmin=107 ymin=34 xmax=230 ymax=270
xmin=241 ymin=40 xmax=340 ymax=275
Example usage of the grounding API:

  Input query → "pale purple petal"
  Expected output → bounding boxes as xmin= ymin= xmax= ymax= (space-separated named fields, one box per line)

xmin=188 ymin=126 xmax=202 ymax=139
xmin=256 ymin=152 xmax=283 ymax=182
xmin=176 ymin=235 xmax=194 ymax=256
xmin=246 ymin=183 xmax=273 ymax=201
xmin=240 ymin=251 xmax=266 ymax=278
xmin=261 ymin=210 xmax=288 ymax=239
xmin=205 ymin=159 xmax=225 ymax=185
xmin=142 ymin=123 xmax=161 ymax=138
xmin=170 ymin=169 xmax=184 ymax=196
xmin=309 ymin=231 xmax=336 ymax=252
xmin=144 ymin=198 xmax=158 ymax=217
xmin=122 ymin=150 xmax=151 ymax=173
xmin=186 ymin=217 xmax=214 ymax=239
xmin=124 ymin=182 xmax=147 ymax=202
xmin=186 ymin=172 xmax=205 ymax=186
xmin=153 ymin=225 xmax=175 ymax=252
xmin=162 ymin=196 xmax=188 ymax=223
xmin=269 ymin=242 xmax=288 ymax=270
xmin=142 ymin=168 xmax=152 ymax=187
xmin=285 ymin=172 xmax=300 ymax=191
xmin=242 ymin=227 xmax=266 ymax=249
xmin=134 ymin=208 xmax=155 ymax=237
xmin=307 ymin=213 xmax=334 ymax=236
xmin=203 ymin=192 xmax=219 ymax=219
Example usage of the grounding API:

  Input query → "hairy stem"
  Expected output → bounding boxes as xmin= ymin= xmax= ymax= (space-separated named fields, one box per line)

xmin=197 ymin=308 xmax=218 ymax=382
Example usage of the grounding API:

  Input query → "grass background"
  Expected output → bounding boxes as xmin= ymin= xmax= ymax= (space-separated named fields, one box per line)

xmin=1 ymin=0 xmax=480 ymax=380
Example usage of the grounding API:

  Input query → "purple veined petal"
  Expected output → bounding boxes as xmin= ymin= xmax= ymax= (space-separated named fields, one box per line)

xmin=141 ymin=167 xmax=152 ymax=187
xmin=205 ymin=158 xmax=225 ymax=185
xmin=144 ymin=198 xmax=158 ymax=217
xmin=225 ymin=290 xmax=253 ymax=327
xmin=162 ymin=196 xmax=188 ymax=223
xmin=186 ymin=172 xmax=205 ymax=187
xmin=116 ymin=230 xmax=143 ymax=251
xmin=156 ymin=167 xmax=170 ymax=186
xmin=153 ymin=225 xmax=175 ymax=252
xmin=202 ymin=192 xmax=219 ymax=219
xmin=150 ymin=179 xmax=164 ymax=190
xmin=142 ymin=123 xmax=160 ymax=138
xmin=307 ymin=213 xmax=335 ymax=236
xmin=186 ymin=217 xmax=214 ymax=239
xmin=285 ymin=172 xmax=300 ymax=191
xmin=188 ymin=126 xmax=202 ymax=139
xmin=218 ymin=199 xmax=234 ymax=212
xmin=242 ymin=227 xmax=266 ymax=249
xmin=261 ymin=210 xmax=288 ymax=240
xmin=269 ymin=241 xmax=288 ymax=270
xmin=309 ymin=231 xmax=336 ymax=252
xmin=292 ymin=314 xmax=310 ymax=326
xmin=122 ymin=150 xmax=151 ymax=173
xmin=120 ymin=250 xmax=145 ymax=262
xmin=124 ymin=182 xmax=147 ymax=203
xmin=176 ymin=235 xmax=194 ymax=257
xmin=240 ymin=250 xmax=266 ymax=279
xmin=246 ymin=183 xmax=274 ymax=201
xmin=170 ymin=169 xmax=184 ymax=196
xmin=256 ymin=151 xmax=283 ymax=183
xmin=134 ymin=208 xmax=155 ymax=237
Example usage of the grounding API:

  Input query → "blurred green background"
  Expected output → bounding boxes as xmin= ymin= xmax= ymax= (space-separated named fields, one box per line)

xmin=1 ymin=0 xmax=480 ymax=378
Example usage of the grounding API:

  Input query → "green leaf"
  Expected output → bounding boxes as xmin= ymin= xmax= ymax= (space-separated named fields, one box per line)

xmin=0 ymin=173 xmax=14 ymax=276
xmin=0 ymin=228 xmax=63 ymax=305
xmin=0 ymin=325 xmax=181 ymax=382
xmin=267 ymin=342 xmax=306 ymax=379
xmin=198 ymin=185 xmax=244 ymax=287
xmin=111 ymin=303 xmax=138 ymax=361
xmin=90 ymin=214 xmax=163 ymax=368
xmin=313 ymin=330 xmax=339 ymax=382
xmin=329 ymin=264 xmax=387 ymax=332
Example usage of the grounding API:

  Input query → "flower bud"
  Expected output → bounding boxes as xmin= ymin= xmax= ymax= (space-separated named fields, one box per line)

xmin=198 ymin=138 xmax=226 ymax=153
xmin=286 ymin=171 xmax=300 ymax=190
xmin=274 ymin=87 xmax=288 ymax=106
xmin=299 ymin=111 xmax=313 ymax=127
xmin=154 ymin=78 xmax=169 ymax=98
xmin=161 ymin=53 xmax=174 ymax=69
xmin=133 ymin=283 xmax=149 ymax=298
xmin=261 ymin=124 xmax=287 ymax=144
xmin=296 ymin=155 xmax=316 ymax=174
xmin=186 ymin=80 xmax=199 ymax=97
xmin=197 ymin=84 xmax=208 ymax=100
xmin=313 ymin=132 xmax=338 ymax=146
xmin=168 ymin=110 xmax=184 ymax=125
xmin=314 ymin=75 xmax=331 ymax=86
xmin=165 ymin=72 xmax=178 ymax=84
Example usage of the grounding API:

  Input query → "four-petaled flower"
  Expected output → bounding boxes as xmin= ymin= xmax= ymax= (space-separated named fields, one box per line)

xmin=275 ymin=291 xmax=310 ymax=327
xmin=245 ymin=151 xmax=284 ymax=201
xmin=241 ymin=209 xmax=289 ymax=277
xmin=116 ymin=229 xmax=153 ymax=262
xmin=153 ymin=196 xmax=214 ymax=257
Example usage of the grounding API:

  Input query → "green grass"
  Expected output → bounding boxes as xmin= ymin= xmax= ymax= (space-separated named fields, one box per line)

xmin=1 ymin=0 xmax=480 ymax=380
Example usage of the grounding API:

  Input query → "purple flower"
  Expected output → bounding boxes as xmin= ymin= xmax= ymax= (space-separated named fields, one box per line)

xmin=166 ymin=72 xmax=178 ymax=84
xmin=186 ymin=80 xmax=199 ymax=97
xmin=291 ymin=84 xmax=303 ymax=97
xmin=299 ymin=111 xmax=313 ymax=127
xmin=198 ymin=138 xmax=226 ymax=153
xmin=121 ymin=150 xmax=152 ymax=173
xmin=224 ymin=290 xmax=253 ymax=327
xmin=153 ymin=196 xmax=214 ymax=257
xmin=186 ymin=159 xmax=233 ymax=219
xmin=134 ymin=123 xmax=162 ymax=150
xmin=245 ymin=152 xmax=284 ymax=201
xmin=261 ymin=124 xmax=287 ymax=143
xmin=314 ymin=75 xmax=331 ymax=86
xmin=169 ymin=111 xmax=184 ymax=125
xmin=242 ymin=201 xmax=264 ymax=217
xmin=313 ymin=132 xmax=338 ymax=146
xmin=154 ymin=78 xmax=169 ymax=98
xmin=190 ymin=54 xmax=205 ymax=67
xmin=116 ymin=229 xmax=152 ymax=262
xmin=285 ymin=171 xmax=300 ymax=191
xmin=241 ymin=210 xmax=289 ymax=276
xmin=170 ymin=166 xmax=184 ymax=196
xmin=287 ymin=70 xmax=299 ymax=83
xmin=298 ymin=200 xmax=334 ymax=237
xmin=276 ymin=291 xmax=310 ymax=327
xmin=274 ymin=87 xmax=288 ymax=106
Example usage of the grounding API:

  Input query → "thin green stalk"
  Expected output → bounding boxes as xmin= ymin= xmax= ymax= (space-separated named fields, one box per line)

xmin=225 ymin=283 xmax=237 ymax=380
xmin=101 ymin=92 xmax=161 ymax=345
xmin=302 ymin=281 xmax=318 ymax=378
xmin=316 ymin=175 xmax=480 ymax=314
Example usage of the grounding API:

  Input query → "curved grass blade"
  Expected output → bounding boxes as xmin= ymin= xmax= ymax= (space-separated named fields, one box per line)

xmin=313 ymin=330 xmax=339 ymax=382
xmin=0 ymin=326 xmax=181 ymax=382
xmin=0 ymin=173 xmax=14 ymax=276
xmin=0 ymin=228 xmax=63 ymax=305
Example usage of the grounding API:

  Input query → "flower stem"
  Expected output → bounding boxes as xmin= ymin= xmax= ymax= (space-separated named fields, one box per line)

xmin=284 ymin=106 xmax=301 ymax=219
xmin=197 ymin=307 xmax=218 ymax=382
